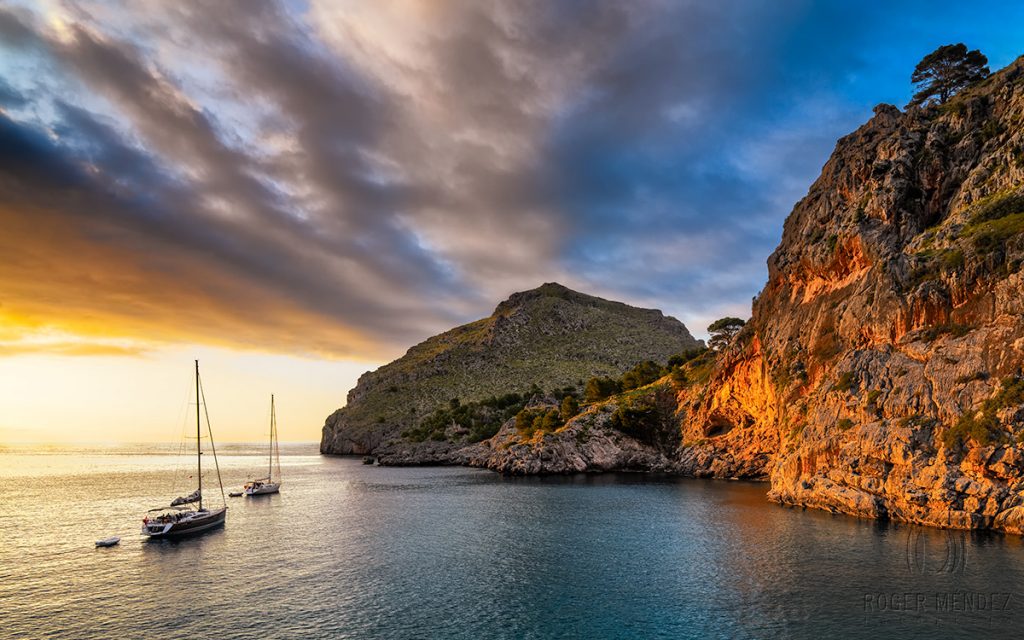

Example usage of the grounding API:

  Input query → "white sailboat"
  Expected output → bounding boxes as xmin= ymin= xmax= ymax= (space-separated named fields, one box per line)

xmin=245 ymin=394 xmax=282 ymax=496
xmin=141 ymin=360 xmax=227 ymax=538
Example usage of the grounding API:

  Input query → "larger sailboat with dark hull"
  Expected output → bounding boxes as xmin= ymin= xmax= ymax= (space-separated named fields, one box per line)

xmin=142 ymin=360 xmax=227 ymax=538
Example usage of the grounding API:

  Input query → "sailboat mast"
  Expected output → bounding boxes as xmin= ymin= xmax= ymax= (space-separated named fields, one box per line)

xmin=196 ymin=359 xmax=202 ymax=510
xmin=269 ymin=394 xmax=274 ymax=481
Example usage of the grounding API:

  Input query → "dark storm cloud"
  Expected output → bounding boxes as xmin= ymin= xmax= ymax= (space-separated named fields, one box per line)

xmin=1 ymin=1 xmax=1021 ymax=355
xmin=0 ymin=110 xmax=84 ymax=188
xmin=0 ymin=6 xmax=37 ymax=47
xmin=0 ymin=106 xmax=438 ymax=355
xmin=0 ymin=5 xmax=470 ymax=355
xmin=165 ymin=1 xmax=461 ymax=293
xmin=0 ymin=78 xmax=26 ymax=107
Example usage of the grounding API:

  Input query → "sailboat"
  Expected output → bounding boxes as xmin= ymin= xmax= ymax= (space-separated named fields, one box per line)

xmin=141 ymin=360 xmax=227 ymax=538
xmin=244 ymin=394 xmax=282 ymax=496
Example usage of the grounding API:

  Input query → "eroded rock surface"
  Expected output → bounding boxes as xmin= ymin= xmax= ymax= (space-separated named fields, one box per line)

xmin=684 ymin=56 xmax=1024 ymax=533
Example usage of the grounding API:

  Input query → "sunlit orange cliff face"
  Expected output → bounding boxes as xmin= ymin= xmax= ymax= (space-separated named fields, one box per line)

xmin=682 ymin=63 xmax=1024 ymax=533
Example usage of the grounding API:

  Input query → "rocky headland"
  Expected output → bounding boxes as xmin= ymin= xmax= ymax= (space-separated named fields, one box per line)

xmin=323 ymin=55 xmax=1024 ymax=534
xmin=321 ymin=282 xmax=701 ymax=459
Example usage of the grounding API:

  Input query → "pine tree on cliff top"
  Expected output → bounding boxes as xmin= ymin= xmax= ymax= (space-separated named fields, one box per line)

xmin=909 ymin=43 xmax=989 ymax=107
xmin=708 ymin=317 xmax=745 ymax=351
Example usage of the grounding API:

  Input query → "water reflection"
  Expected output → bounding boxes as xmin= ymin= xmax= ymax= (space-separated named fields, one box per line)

xmin=4 ymin=448 xmax=1024 ymax=639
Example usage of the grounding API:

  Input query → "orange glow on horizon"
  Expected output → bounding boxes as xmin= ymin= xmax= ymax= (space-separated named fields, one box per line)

xmin=0 ymin=345 xmax=376 ymax=444
xmin=0 ymin=202 xmax=391 ymax=361
xmin=0 ymin=202 xmax=397 ymax=445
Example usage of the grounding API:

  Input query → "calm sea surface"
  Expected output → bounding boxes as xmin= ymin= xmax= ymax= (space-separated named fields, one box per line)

xmin=3 ymin=443 xmax=1024 ymax=639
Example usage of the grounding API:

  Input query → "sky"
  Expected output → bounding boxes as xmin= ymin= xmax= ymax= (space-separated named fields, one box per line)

xmin=1 ymin=1 xmax=1022 ymax=443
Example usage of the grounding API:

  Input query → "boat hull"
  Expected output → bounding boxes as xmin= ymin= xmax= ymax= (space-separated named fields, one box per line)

xmin=142 ymin=507 xmax=226 ymax=538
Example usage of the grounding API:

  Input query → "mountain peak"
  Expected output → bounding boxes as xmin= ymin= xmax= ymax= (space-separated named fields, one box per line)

xmin=494 ymin=282 xmax=588 ymax=314
xmin=492 ymin=282 xmax=657 ymax=319
xmin=322 ymin=284 xmax=698 ymax=455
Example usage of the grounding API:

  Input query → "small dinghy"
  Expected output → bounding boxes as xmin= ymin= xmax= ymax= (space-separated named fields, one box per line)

xmin=228 ymin=491 xmax=243 ymax=497
xmin=362 ymin=456 xmax=375 ymax=465
xmin=95 ymin=536 xmax=120 ymax=547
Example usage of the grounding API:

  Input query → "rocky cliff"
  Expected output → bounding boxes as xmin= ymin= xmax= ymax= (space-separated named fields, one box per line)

xmin=320 ymin=283 xmax=700 ymax=456
xmin=430 ymin=55 xmax=1024 ymax=535
xmin=322 ymin=56 xmax=1024 ymax=535
xmin=679 ymin=55 xmax=1024 ymax=533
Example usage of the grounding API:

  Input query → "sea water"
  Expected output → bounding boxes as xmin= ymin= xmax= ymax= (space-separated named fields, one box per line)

xmin=2 ymin=443 xmax=1023 ymax=639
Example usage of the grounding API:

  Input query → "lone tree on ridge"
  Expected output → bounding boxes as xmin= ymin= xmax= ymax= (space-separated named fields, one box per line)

xmin=909 ymin=43 xmax=989 ymax=107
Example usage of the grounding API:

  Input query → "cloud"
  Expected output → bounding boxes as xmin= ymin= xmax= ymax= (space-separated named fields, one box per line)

xmin=0 ymin=7 xmax=463 ymax=358
xmin=0 ymin=1 xmax=1021 ymax=355
xmin=0 ymin=341 xmax=146 ymax=357
xmin=0 ymin=6 xmax=38 ymax=47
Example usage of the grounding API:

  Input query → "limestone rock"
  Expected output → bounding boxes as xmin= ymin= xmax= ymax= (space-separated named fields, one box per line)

xmin=687 ymin=55 xmax=1024 ymax=533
